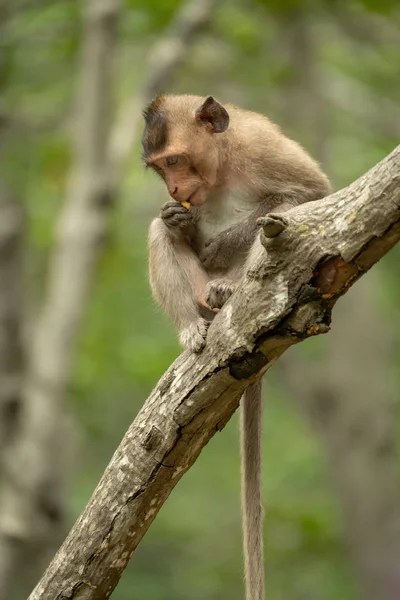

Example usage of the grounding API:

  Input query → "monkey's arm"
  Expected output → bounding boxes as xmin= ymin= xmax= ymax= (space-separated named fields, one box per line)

xmin=199 ymin=195 xmax=297 ymax=270
xmin=148 ymin=206 xmax=216 ymax=353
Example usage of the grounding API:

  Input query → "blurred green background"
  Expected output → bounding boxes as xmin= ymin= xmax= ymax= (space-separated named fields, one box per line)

xmin=1 ymin=0 xmax=400 ymax=599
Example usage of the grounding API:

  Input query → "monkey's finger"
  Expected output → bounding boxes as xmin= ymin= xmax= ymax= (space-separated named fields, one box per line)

xmin=199 ymin=252 xmax=210 ymax=266
xmin=165 ymin=211 xmax=193 ymax=223
xmin=162 ymin=201 xmax=182 ymax=210
xmin=179 ymin=318 xmax=209 ymax=353
xmin=198 ymin=297 xmax=219 ymax=313
xmin=161 ymin=205 xmax=188 ymax=216
xmin=161 ymin=205 xmax=191 ymax=219
xmin=166 ymin=215 xmax=193 ymax=228
xmin=201 ymin=258 xmax=214 ymax=270
xmin=162 ymin=214 xmax=193 ymax=225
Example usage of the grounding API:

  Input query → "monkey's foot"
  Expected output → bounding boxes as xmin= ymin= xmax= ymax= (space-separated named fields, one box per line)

xmin=205 ymin=279 xmax=236 ymax=310
xmin=179 ymin=318 xmax=209 ymax=353
xmin=257 ymin=214 xmax=288 ymax=238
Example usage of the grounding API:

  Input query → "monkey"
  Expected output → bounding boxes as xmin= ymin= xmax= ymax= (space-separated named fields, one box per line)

xmin=142 ymin=94 xmax=331 ymax=600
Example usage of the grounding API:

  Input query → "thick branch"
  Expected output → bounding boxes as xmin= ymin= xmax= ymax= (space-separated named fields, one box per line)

xmin=30 ymin=146 xmax=400 ymax=600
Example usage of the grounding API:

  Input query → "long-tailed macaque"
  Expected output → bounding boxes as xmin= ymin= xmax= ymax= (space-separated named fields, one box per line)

xmin=143 ymin=94 xmax=331 ymax=600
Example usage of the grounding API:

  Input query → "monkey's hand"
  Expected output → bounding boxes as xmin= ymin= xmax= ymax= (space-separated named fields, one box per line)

xmin=205 ymin=279 xmax=236 ymax=310
xmin=199 ymin=232 xmax=237 ymax=270
xmin=161 ymin=201 xmax=194 ymax=232
xmin=179 ymin=318 xmax=209 ymax=353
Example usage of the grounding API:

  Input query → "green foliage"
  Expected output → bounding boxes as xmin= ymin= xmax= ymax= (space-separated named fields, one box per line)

xmin=2 ymin=0 xmax=400 ymax=598
xmin=359 ymin=0 xmax=399 ymax=14
xmin=123 ymin=0 xmax=184 ymax=33
xmin=215 ymin=5 xmax=265 ymax=55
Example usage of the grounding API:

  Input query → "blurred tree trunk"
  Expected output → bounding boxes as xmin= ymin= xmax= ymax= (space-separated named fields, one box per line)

xmin=275 ymin=8 xmax=329 ymax=166
xmin=0 ymin=1 xmax=120 ymax=597
xmin=0 ymin=185 xmax=24 ymax=460
xmin=281 ymin=275 xmax=400 ymax=600
xmin=110 ymin=0 xmax=215 ymax=174
xmin=275 ymin=9 xmax=400 ymax=599
xmin=0 ymin=1 xmax=25 ymax=461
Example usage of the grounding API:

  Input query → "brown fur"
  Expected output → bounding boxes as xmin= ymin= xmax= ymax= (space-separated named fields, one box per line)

xmin=241 ymin=381 xmax=264 ymax=600
xmin=144 ymin=95 xmax=331 ymax=600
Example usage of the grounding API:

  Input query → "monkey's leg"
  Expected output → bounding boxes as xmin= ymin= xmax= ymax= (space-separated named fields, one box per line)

xmin=205 ymin=278 xmax=237 ymax=310
xmin=241 ymin=380 xmax=265 ymax=600
xmin=148 ymin=218 xmax=211 ymax=353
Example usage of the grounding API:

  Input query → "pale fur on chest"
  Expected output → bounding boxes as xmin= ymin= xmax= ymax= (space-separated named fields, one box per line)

xmin=196 ymin=189 xmax=255 ymax=247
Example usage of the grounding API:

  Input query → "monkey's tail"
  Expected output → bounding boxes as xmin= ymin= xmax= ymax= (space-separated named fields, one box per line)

xmin=241 ymin=380 xmax=265 ymax=600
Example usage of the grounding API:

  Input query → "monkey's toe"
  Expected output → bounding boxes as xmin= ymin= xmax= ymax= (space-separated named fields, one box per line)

xmin=179 ymin=318 xmax=209 ymax=353
xmin=205 ymin=279 xmax=236 ymax=309
xmin=257 ymin=214 xmax=288 ymax=238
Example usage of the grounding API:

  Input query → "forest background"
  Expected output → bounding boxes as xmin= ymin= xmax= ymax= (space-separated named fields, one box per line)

xmin=0 ymin=0 xmax=400 ymax=599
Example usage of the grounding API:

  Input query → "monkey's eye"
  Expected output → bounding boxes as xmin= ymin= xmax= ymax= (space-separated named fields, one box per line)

xmin=165 ymin=155 xmax=180 ymax=167
xmin=152 ymin=164 xmax=164 ymax=176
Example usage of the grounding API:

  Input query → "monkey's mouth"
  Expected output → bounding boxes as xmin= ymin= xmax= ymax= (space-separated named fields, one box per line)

xmin=186 ymin=188 xmax=205 ymax=207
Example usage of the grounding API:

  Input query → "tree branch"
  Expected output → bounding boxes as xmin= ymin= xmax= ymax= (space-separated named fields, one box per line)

xmin=30 ymin=147 xmax=400 ymax=600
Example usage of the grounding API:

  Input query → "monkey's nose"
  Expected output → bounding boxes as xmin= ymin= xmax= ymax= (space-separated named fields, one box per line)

xmin=169 ymin=186 xmax=178 ymax=198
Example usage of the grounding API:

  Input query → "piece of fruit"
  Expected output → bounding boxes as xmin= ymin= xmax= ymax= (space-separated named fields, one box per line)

xmin=181 ymin=201 xmax=190 ymax=209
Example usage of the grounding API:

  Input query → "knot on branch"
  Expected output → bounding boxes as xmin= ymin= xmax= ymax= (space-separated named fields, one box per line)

xmin=143 ymin=426 xmax=163 ymax=451
xmin=284 ymin=301 xmax=331 ymax=338
xmin=258 ymin=213 xmax=288 ymax=240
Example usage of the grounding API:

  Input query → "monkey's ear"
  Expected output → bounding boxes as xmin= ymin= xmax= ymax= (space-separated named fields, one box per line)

xmin=195 ymin=96 xmax=229 ymax=133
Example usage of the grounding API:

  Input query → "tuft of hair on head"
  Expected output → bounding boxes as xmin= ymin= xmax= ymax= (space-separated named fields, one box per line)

xmin=141 ymin=94 xmax=168 ymax=162
xmin=142 ymin=94 xmax=167 ymax=123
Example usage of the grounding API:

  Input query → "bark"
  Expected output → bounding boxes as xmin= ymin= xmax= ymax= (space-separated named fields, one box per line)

xmin=280 ymin=274 xmax=400 ymax=600
xmin=29 ymin=146 xmax=400 ymax=600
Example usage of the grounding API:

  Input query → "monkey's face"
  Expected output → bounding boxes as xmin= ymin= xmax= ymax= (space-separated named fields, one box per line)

xmin=149 ymin=141 xmax=222 ymax=206
xmin=142 ymin=95 xmax=230 ymax=206
xmin=148 ymin=152 xmax=212 ymax=206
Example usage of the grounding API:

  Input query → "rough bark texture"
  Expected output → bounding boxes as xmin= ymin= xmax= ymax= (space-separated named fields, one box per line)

xmin=30 ymin=146 xmax=400 ymax=600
